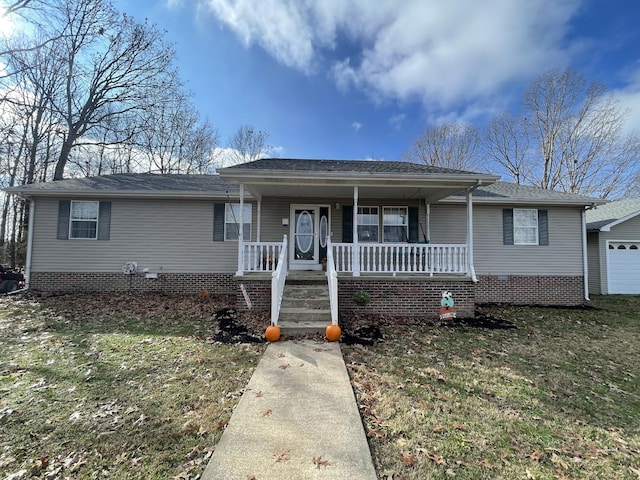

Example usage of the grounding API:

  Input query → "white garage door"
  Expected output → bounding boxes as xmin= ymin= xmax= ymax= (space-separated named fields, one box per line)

xmin=608 ymin=241 xmax=640 ymax=294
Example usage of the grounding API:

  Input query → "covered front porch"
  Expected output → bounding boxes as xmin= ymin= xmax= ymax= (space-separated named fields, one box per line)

xmin=218 ymin=159 xmax=499 ymax=326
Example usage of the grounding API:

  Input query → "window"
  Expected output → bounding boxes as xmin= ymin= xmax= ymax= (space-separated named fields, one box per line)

xmin=70 ymin=201 xmax=99 ymax=239
xmin=513 ymin=208 xmax=538 ymax=245
xmin=225 ymin=203 xmax=251 ymax=241
xmin=383 ymin=206 xmax=408 ymax=243
xmin=357 ymin=206 xmax=379 ymax=242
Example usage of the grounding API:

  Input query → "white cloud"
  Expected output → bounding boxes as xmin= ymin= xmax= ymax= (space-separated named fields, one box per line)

xmin=200 ymin=0 xmax=581 ymax=112
xmin=613 ymin=65 xmax=640 ymax=137
xmin=351 ymin=121 xmax=362 ymax=132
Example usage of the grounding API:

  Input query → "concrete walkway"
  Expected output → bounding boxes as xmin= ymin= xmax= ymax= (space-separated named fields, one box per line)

xmin=202 ymin=339 xmax=377 ymax=480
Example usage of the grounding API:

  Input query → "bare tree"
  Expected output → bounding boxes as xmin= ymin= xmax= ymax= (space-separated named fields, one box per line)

xmin=46 ymin=0 xmax=178 ymax=180
xmin=521 ymin=68 xmax=640 ymax=197
xmin=224 ymin=125 xmax=270 ymax=166
xmin=404 ymin=123 xmax=482 ymax=171
xmin=134 ymin=89 xmax=219 ymax=174
xmin=483 ymin=112 xmax=530 ymax=184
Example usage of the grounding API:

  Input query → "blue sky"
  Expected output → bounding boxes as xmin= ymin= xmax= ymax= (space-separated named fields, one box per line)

xmin=113 ymin=0 xmax=640 ymax=162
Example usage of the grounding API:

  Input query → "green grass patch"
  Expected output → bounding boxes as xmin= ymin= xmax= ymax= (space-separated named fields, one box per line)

xmin=343 ymin=295 xmax=640 ymax=479
xmin=0 ymin=293 xmax=264 ymax=479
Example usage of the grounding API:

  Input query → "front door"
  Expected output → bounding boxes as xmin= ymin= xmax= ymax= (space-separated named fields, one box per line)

xmin=290 ymin=205 xmax=326 ymax=270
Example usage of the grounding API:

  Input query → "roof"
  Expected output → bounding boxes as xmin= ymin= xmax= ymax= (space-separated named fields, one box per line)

xmin=3 ymin=173 xmax=243 ymax=199
xmin=586 ymin=197 xmax=640 ymax=231
xmin=219 ymin=157 xmax=482 ymax=176
xmin=2 ymin=160 xmax=606 ymax=208
xmin=446 ymin=181 xmax=605 ymax=206
xmin=217 ymin=158 xmax=500 ymax=202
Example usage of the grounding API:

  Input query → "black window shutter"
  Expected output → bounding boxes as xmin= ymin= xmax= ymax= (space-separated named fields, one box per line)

xmin=503 ymin=208 xmax=514 ymax=245
xmin=213 ymin=203 xmax=225 ymax=241
xmin=97 ymin=201 xmax=111 ymax=240
xmin=538 ymin=209 xmax=549 ymax=245
xmin=57 ymin=200 xmax=71 ymax=239
xmin=408 ymin=206 xmax=419 ymax=243
xmin=342 ymin=205 xmax=353 ymax=243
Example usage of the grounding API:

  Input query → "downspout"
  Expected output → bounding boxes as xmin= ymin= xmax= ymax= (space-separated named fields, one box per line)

xmin=466 ymin=183 xmax=480 ymax=283
xmin=582 ymin=207 xmax=591 ymax=301
xmin=9 ymin=197 xmax=34 ymax=294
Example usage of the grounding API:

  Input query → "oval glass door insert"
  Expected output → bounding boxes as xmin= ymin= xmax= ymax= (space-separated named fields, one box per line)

xmin=295 ymin=210 xmax=313 ymax=254
xmin=319 ymin=215 xmax=328 ymax=248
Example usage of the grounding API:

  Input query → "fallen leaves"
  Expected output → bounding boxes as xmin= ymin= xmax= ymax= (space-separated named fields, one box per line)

xmin=260 ymin=409 xmax=272 ymax=417
xmin=312 ymin=455 xmax=331 ymax=468
xmin=273 ymin=449 xmax=290 ymax=463
xmin=400 ymin=452 xmax=417 ymax=466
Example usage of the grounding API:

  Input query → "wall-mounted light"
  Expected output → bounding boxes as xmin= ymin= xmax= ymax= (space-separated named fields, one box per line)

xmin=335 ymin=203 xmax=341 ymax=210
xmin=282 ymin=218 xmax=289 ymax=227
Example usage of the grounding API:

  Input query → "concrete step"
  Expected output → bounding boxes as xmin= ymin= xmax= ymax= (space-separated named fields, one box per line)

xmin=279 ymin=307 xmax=331 ymax=323
xmin=277 ymin=277 xmax=331 ymax=336
xmin=279 ymin=320 xmax=328 ymax=335
xmin=281 ymin=297 xmax=329 ymax=309
xmin=283 ymin=285 xmax=329 ymax=298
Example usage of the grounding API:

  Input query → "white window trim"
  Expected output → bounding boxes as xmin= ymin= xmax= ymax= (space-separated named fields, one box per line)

xmin=69 ymin=200 xmax=99 ymax=240
xmin=357 ymin=206 xmax=379 ymax=243
xmin=224 ymin=203 xmax=252 ymax=241
xmin=382 ymin=206 xmax=409 ymax=243
xmin=513 ymin=208 xmax=539 ymax=245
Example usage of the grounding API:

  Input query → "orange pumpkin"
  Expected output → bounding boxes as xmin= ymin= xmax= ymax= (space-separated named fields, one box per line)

xmin=265 ymin=325 xmax=281 ymax=342
xmin=325 ymin=324 xmax=341 ymax=342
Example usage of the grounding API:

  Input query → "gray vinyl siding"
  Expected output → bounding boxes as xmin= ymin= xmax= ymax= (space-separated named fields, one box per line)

xmin=472 ymin=205 xmax=583 ymax=275
xmin=257 ymin=197 xmax=425 ymax=244
xmin=429 ymin=204 xmax=468 ymax=243
xmin=587 ymin=232 xmax=601 ymax=295
xmin=595 ymin=215 xmax=640 ymax=294
xmin=31 ymin=197 xmax=256 ymax=273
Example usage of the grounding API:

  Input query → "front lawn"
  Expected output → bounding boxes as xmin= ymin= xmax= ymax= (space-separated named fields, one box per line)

xmin=342 ymin=295 xmax=640 ymax=479
xmin=2 ymin=293 xmax=638 ymax=479
xmin=0 ymin=293 xmax=264 ymax=479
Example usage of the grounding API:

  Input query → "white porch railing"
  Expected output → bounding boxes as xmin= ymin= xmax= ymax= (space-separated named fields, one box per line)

xmin=326 ymin=237 xmax=339 ymax=325
xmin=332 ymin=243 xmax=468 ymax=275
xmin=243 ymin=241 xmax=284 ymax=272
xmin=270 ymin=235 xmax=288 ymax=326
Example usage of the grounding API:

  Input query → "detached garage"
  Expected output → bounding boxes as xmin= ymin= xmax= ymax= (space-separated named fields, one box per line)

xmin=587 ymin=198 xmax=640 ymax=295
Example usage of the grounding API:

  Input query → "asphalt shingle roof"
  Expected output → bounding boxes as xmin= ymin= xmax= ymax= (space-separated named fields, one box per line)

xmin=4 ymin=173 xmax=239 ymax=196
xmin=586 ymin=197 xmax=640 ymax=230
xmin=220 ymin=158 xmax=482 ymax=175
xmin=452 ymin=181 xmax=604 ymax=204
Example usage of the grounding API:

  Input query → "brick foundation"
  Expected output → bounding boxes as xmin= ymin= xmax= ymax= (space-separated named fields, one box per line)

xmin=29 ymin=272 xmax=587 ymax=316
xmin=29 ymin=272 xmax=237 ymax=296
xmin=338 ymin=277 xmax=475 ymax=318
xmin=234 ymin=278 xmax=272 ymax=311
xmin=475 ymin=275 xmax=585 ymax=306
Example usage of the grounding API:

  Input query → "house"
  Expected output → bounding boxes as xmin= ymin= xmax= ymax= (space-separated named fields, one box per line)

xmin=586 ymin=198 xmax=640 ymax=294
xmin=4 ymin=158 xmax=604 ymax=322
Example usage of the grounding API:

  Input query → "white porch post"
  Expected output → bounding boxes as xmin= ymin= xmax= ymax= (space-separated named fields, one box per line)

xmin=236 ymin=183 xmax=245 ymax=276
xmin=352 ymin=186 xmax=360 ymax=276
xmin=425 ymin=200 xmax=431 ymax=242
xmin=257 ymin=199 xmax=262 ymax=242
xmin=466 ymin=187 xmax=477 ymax=282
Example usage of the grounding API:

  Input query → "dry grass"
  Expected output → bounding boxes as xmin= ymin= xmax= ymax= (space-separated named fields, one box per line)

xmin=0 ymin=293 xmax=265 ymax=479
xmin=342 ymin=295 xmax=640 ymax=480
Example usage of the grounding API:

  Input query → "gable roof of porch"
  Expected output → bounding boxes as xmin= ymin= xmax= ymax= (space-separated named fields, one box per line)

xmin=218 ymin=158 xmax=500 ymax=203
